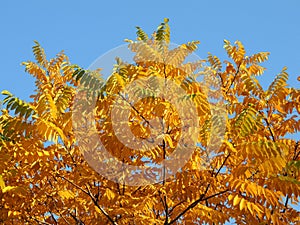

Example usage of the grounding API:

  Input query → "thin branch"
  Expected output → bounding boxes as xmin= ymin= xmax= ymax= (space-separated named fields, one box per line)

xmin=168 ymin=184 xmax=210 ymax=224
xmin=259 ymin=110 xmax=276 ymax=142
xmin=132 ymin=186 xmax=142 ymax=195
xmin=293 ymin=141 xmax=299 ymax=160
xmin=85 ymin=183 xmax=118 ymax=225
xmin=225 ymin=64 xmax=241 ymax=94
xmin=31 ymin=217 xmax=53 ymax=225
xmin=163 ymin=196 xmax=169 ymax=225
xmin=168 ymin=187 xmax=228 ymax=225
xmin=282 ymin=195 xmax=289 ymax=213
xmin=57 ymin=174 xmax=117 ymax=225
xmin=56 ymin=174 xmax=89 ymax=195
xmin=46 ymin=193 xmax=71 ymax=225
xmin=168 ymin=201 xmax=185 ymax=216
xmin=49 ymin=211 xmax=58 ymax=225
xmin=217 ymin=72 xmax=224 ymax=89
xmin=70 ymin=212 xmax=85 ymax=225
xmin=118 ymin=92 xmax=153 ymax=129
xmin=214 ymin=153 xmax=230 ymax=178
xmin=158 ymin=190 xmax=169 ymax=225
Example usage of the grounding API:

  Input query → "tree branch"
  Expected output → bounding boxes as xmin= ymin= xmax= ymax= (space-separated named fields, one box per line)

xmin=168 ymin=186 xmax=228 ymax=224
xmin=293 ymin=141 xmax=299 ymax=160
xmin=214 ymin=153 xmax=230 ymax=178
xmin=225 ymin=64 xmax=241 ymax=94
xmin=282 ymin=195 xmax=289 ymax=213
xmin=168 ymin=201 xmax=185 ymax=216
xmin=118 ymin=92 xmax=153 ymax=129
xmin=259 ymin=110 xmax=276 ymax=142
xmin=85 ymin=183 xmax=118 ymax=225
xmin=70 ymin=212 xmax=85 ymax=225
xmin=56 ymin=174 xmax=117 ymax=225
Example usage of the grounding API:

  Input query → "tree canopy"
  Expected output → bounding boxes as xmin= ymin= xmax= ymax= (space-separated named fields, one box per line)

xmin=0 ymin=19 xmax=299 ymax=224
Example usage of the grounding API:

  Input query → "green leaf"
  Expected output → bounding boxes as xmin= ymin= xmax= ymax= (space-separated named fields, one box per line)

xmin=278 ymin=176 xmax=300 ymax=185
xmin=136 ymin=26 xmax=148 ymax=42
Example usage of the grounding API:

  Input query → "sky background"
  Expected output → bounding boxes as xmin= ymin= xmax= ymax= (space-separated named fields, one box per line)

xmin=0 ymin=0 xmax=299 ymax=221
xmin=1 ymin=0 xmax=300 ymax=100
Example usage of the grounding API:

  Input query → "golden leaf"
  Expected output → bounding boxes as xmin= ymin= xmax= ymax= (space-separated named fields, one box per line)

xmin=105 ymin=188 xmax=116 ymax=201
xmin=233 ymin=195 xmax=240 ymax=206
xmin=164 ymin=134 xmax=175 ymax=148
xmin=58 ymin=190 xmax=75 ymax=199
xmin=239 ymin=198 xmax=246 ymax=210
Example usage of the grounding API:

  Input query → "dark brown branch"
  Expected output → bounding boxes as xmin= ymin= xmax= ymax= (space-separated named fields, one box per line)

xmin=163 ymin=195 xmax=169 ymax=225
xmin=217 ymin=72 xmax=224 ymax=89
xmin=57 ymin=174 xmax=117 ymax=225
xmin=56 ymin=174 xmax=89 ymax=195
xmin=293 ymin=141 xmax=299 ymax=160
xmin=70 ymin=212 xmax=85 ymax=225
xmin=31 ymin=217 xmax=52 ymax=225
xmin=118 ymin=92 xmax=153 ymax=129
xmin=215 ymin=153 xmax=230 ymax=178
xmin=85 ymin=184 xmax=118 ymax=225
xmin=49 ymin=211 xmax=58 ymax=225
xmin=168 ymin=187 xmax=228 ymax=224
xmin=168 ymin=184 xmax=211 ymax=224
xmin=282 ymin=195 xmax=289 ymax=213
xmin=259 ymin=110 xmax=276 ymax=142
xmin=168 ymin=201 xmax=185 ymax=216
xmin=46 ymin=194 xmax=71 ymax=225
xmin=225 ymin=64 xmax=241 ymax=94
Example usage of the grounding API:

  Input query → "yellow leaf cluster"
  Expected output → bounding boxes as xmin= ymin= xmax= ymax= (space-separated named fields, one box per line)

xmin=0 ymin=19 xmax=299 ymax=225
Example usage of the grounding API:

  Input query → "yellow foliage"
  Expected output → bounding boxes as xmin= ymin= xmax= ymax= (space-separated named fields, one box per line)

xmin=0 ymin=19 xmax=299 ymax=225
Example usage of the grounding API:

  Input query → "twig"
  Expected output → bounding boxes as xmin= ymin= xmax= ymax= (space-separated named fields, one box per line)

xmin=215 ymin=153 xmax=230 ymax=178
xmin=168 ymin=186 xmax=228 ymax=224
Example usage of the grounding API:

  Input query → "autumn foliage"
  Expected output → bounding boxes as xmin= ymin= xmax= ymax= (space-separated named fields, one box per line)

xmin=0 ymin=19 xmax=299 ymax=224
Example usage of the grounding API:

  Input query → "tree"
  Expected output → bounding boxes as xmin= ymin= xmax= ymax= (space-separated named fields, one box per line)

xmin=0 ymin=19 xmax=299 ymax=224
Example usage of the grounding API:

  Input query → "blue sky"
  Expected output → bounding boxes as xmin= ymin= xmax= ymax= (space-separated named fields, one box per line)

xmin=1 ymin=0 xmax=300 ymax=99
xmin=0 ymin=0 xmax=299 ymax=221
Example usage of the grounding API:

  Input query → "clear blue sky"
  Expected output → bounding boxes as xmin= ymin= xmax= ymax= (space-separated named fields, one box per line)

xmin=0 ymin=0 xmax=299 ymax=221
xmin=1 ymin=0 xmax=300 ymax=99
